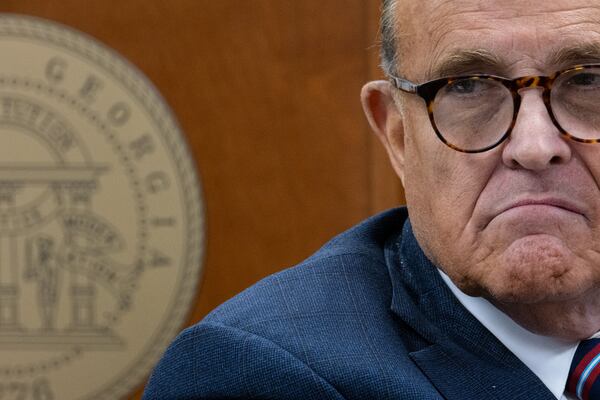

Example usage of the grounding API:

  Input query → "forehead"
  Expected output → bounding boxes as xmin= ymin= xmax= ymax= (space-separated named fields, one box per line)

xmin=396 ymin=0 xmax=600 ymax=79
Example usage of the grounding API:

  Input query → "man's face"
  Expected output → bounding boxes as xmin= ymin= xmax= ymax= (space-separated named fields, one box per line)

xmin=375 ymin=0 xmax=600 ymax=307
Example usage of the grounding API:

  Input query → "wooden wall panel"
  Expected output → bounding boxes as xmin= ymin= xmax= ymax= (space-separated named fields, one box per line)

xmin=0 ymin=1 xmax=403 ymax=398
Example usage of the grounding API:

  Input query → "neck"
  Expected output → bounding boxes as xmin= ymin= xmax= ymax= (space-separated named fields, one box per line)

xmin=492 ymin=291 xmax=600 ymax=341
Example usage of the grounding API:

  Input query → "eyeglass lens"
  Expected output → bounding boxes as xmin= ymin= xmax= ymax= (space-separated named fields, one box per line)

xmin=431 ymin=68 xmax=600 ymax=151
xmin=552 ymin=68 xmax=600 ymax=139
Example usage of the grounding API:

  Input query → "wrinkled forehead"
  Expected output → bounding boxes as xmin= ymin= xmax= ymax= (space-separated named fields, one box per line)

xmin=396 ymin=0 xmax=600 ymax=80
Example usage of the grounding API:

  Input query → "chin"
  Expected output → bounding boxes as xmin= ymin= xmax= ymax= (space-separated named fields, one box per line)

xmin=473 ymin=236 xmax=594 ymax=304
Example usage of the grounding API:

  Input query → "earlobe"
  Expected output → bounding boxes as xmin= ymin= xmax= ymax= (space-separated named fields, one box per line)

xmin=361 ymin=80 xmax=406 ymax=183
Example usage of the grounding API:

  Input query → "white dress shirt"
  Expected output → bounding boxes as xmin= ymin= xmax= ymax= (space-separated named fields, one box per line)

xmin=439 ymin=270 xmax=579 ymax=400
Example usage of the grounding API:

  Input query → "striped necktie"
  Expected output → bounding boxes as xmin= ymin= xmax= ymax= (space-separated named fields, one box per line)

xmin=567 ymin=339 xmax=600 ymax=400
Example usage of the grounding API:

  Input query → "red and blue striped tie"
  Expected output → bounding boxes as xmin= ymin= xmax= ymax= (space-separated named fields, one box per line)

xmin=567 ymin=339 xmax=600 ymax=400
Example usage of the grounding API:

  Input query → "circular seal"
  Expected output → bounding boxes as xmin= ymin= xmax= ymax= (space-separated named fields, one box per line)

xmin=0 ymin=14 xmax=205 ymax=400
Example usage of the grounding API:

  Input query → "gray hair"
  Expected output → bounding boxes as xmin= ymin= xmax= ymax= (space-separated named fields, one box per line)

xmin=380 ymin=0 xmax=398 ymax=76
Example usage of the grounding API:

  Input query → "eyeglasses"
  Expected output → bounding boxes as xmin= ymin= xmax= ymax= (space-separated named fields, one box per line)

xmin=389 ymin=64 xmax=600 ymax=153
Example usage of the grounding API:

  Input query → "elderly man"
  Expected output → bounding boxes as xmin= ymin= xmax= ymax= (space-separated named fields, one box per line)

xmin=144 ymin=1 xmax=600 ymax=399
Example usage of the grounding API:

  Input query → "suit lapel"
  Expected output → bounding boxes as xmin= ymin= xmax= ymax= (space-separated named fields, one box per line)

xmin=408 ymin=342 xmax=555 ymax=400
xmin=385 ymin=219 xmax=557 ymax=400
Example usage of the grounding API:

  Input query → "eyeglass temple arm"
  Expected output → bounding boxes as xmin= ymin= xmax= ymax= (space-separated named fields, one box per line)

xmin=389 ymin=75 xmax=418 ymax=93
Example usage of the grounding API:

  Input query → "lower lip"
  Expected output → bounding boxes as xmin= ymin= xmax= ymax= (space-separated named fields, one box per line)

xmin=485 ymin=203 xmax=588 ymax=235
xmin=500 ymin=204 xmax=581 ymax=220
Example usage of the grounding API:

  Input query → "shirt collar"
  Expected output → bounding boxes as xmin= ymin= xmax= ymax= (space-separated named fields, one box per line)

xmin=438 ymin=270 xmax=578 ymax=400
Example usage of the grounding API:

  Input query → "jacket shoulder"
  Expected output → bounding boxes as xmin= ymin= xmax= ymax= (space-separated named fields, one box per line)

xmin=204 ymin=207 xmax=408 ymax=329
xmin=143 ymin=321 xmax=345 ymax=399
xmin=144 ymin=208 xmax=425 ymax=399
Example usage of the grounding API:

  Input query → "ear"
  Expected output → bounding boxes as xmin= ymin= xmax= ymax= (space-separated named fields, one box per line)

xmin=361 ymin=80 xmax=406 ymax=184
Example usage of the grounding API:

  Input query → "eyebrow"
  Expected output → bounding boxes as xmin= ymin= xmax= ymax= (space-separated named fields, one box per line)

xmin=430 ymin=42 xmax=600 ymax=81
xmin=430 ymin=49 xmax=506 ymax=79
xmin=548 ymin=42 xmax=600 ymax=68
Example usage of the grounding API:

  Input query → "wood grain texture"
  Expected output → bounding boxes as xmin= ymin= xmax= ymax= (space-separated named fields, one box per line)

xmin=0 ymin=1 xmax=403 ymax=398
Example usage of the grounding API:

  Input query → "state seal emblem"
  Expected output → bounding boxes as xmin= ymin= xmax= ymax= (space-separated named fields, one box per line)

xmin=0 ymin=14 xmax=205 ymax=399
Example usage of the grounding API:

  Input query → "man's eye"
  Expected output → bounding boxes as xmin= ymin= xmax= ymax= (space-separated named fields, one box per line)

xmin=567 ymin=72 xmax=600 ymax=88
xmin=446 ymin=79 xmax=483 ymax=95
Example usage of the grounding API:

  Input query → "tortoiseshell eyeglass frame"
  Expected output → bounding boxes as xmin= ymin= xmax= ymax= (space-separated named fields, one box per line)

xmin=388 ymin=64 xmax=600 ymax=153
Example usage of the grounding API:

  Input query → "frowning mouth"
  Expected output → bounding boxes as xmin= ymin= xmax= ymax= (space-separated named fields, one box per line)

xmin=501 ymin=198 xmax=584 ymax=215
xmin=482 ymin=197 xmax=590 ymax=230
xmin=497 ymin=197 xmax=588 ymax=219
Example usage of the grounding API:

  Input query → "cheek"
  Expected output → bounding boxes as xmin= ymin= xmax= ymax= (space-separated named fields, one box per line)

xmin=403 ymin=148 xmax=465 ymax=261
xmin=403 ymin=114 xmax=455 ymax=197
xmin=404 ymin=139 xmax=494 ymax=235
xmin=403 ymin=129 xmax=444 ymax=234
xmin=581 ymin=147 xmax=600 ymax=189
xmin=401 ymin=109 xmax=502 ymax=264
xmin=403 ymin=138 xmax=503 ymax=279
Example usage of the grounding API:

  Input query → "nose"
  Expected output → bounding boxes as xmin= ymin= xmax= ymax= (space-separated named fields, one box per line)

xmin=501 ymin=88 xmax=572 ymax=171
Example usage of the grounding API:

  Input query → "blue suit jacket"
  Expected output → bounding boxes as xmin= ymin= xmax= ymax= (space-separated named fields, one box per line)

xmin=144 ymin=208 xmax=557 ymax=399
